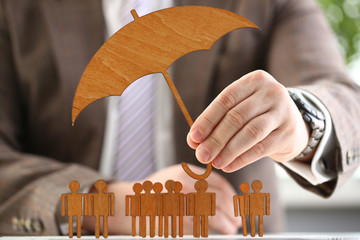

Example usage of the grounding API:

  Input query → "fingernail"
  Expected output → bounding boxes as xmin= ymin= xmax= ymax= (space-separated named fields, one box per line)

xmin=196 ymin=146 xmax=210 ymax=163
xmin=212 ymin=157 xmax=221 ymax=168
xmin=191 ymin=129 xmax=203 ymax=143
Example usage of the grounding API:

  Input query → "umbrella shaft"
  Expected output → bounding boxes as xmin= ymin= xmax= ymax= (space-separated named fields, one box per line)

xmin=162 ymin=71 xmax=193 ymax=127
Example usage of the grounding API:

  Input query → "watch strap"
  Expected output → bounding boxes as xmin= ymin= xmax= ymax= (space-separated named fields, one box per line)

xmin=289 ymin=91 xmax=325 ymax=159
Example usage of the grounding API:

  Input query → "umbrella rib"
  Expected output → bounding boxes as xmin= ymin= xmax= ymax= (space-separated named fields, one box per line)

xmin=162 ymin=71 xmax=193 ymax=127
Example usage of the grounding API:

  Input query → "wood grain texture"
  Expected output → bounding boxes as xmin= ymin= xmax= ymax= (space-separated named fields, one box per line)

xmin=61 ymin=181 xmax=86 ymax=238
xmin=125 ymin=179 xmax=217 ymax=238
xmin=61 ymin=180 xmax=115 ymax=239
xmin=87 ymin=180 xmax=115 ymax=238
xmin=233 ymin=182 xmax=250 ymax=236
xmin=233 ymin=180 xmax=270 ymax=237
xmin=126 ymin=183 xmax=142 ymax=236
xmin=72 ymin=6 xmax=258 ymax=124
xmin=186 ymin=180 xmax=216 ymax=238
xmin=125 ymin=180 xmax=188 ymax=238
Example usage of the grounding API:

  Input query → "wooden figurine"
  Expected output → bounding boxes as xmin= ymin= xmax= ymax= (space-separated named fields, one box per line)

xmin=125 ymin=183 xmax=142 ymax=236
xmin=249 ymin=180 xmax=270 ymax=237
xmin=161 ymin=180 xmax=185 ymax=238
xmin=233 ymin=180 xmax=270 ymax=237
xmin=126 ymin=181 xmax=160 ymax=238
xmin=233 ymin=182 xmax=250 ymax=236
xmin=153 ymin=182 xmax=164 ymax=237
xmin=140 ymin=181 xmax=157 ymax=238
xmin=174 ymin=181 xmax=185 ymax=237
xmin=61 ymin=180 xmax=87 ymax=238
xmin=186 ymin=180 xmax=216 ymax=238
xmin=87 ymin=180 xmax=115 ymax=238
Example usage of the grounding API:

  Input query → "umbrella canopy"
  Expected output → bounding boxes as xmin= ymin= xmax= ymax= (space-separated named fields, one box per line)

xmin=72 ymin=6 xmax=259 ymax=180
xmin=72 ymin=5 xmax=259 ymax=123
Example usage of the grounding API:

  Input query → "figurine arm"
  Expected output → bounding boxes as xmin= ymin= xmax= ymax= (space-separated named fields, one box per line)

xmin=245 ymin=194 xmax=250 ymax=216
xmin=61 ymin=194 xmax=66 ymax=216
xmin=233 ymin=196 xmax=239 ymax=216
xmin=265 ymin=193 xmax=270 ymax=215
xmin=110 ymin=193 xmax=115 ymax=216
xmin=125 ymin=195 xmax=133 ymax=216
xmin=88 ymin=194 xmax=94 ymax=216
xmin=82 ymin=194 xmax=88 ymax=216
xmin=211 ymin=193 xmax=216 ymax=216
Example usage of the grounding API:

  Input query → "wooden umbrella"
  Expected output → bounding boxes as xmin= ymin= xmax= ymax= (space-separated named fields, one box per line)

xmin=72 ymin=6 xmax=259 ymax=179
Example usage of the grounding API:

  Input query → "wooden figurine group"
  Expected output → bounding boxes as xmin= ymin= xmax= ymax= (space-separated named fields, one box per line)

xmin=233 ymin=180 xmax=270 ymax=237
xmin=62 ymin=179 xmax=269 ymax=238
xmin=61 ymin=180 xmax=115 ymax=238
xmin=126 ymin=179 xmax=215 ymax=238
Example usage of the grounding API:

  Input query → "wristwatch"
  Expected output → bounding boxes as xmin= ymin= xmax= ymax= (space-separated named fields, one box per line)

xmin=289 ymin=90 xmax=325 ymax=159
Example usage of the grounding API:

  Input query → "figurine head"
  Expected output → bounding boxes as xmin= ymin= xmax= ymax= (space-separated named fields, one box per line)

xmin=95 ymin=180 xmax=108 ymax=193
xmin=239 ymin=182 xmax=250 ymax=194
xmin=174 ymin=181 xmax=182 ymax=193
xmin=153 ymin=182 xmax=163 ymax=193
xmin=195 ymin=180 xmax=208 ymax=193
xmin=69 ymin=180 xmax=80 ymax=193
xmin=165 ymin=180 xmax=175 ymax=193
xmin=251 ymin=180 xmax=262 ymax=193
xmin=133 ymin=183 xmax=143 ymax=194
xmin=142 ymin=180 xmax=153 ymax=193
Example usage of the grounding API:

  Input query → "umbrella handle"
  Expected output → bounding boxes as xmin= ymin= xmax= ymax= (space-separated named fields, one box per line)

xmin=181 ymin=162 xmax=212 ymax=180
xmin=162 ymin=71 xmax=212 ymax=180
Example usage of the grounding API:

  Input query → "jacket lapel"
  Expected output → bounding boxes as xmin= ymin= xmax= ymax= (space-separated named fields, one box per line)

xmin=41 ymin=0 xmax=105 ymax=101
xmin=41 ymin=0 xmax=107 ymax=168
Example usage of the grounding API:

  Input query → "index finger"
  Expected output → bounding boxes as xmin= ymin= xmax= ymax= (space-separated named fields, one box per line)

xmin=188 ymin=72 xmax=257 ymax=144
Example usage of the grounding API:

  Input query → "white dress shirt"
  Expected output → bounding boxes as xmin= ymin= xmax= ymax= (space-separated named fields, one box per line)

xmin=99 ymin=0 xmax=175 ymax=177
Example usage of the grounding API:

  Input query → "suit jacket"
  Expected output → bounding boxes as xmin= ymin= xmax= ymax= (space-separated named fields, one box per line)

xmin=1 ymin=0 xmax=359 ymax=235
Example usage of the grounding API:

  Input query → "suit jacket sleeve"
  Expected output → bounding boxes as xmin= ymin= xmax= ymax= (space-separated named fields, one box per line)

xmin=267 ymin=0 xmax=360 ymax=197
xmin=0 ymin=1 xmax=106 ymax=235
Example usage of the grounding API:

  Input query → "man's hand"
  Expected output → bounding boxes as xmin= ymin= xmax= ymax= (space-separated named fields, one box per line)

xmin=187 ymin=70 xmax=310 ymax=172
xmin=83 ymin=164 xmax=240 ymax=235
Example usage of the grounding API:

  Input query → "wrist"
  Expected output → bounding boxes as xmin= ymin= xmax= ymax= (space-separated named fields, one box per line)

xmin=289 ymin=90 xmax=325 ymax=161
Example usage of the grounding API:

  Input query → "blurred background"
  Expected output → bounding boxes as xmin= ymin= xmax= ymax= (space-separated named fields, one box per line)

xmin=278 ymin=0 xmax=360 ymax=233
xmin=317 ymin=0 xmax=360 ymax=83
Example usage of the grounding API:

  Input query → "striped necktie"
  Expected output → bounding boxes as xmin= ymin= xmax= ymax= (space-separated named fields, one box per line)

xmin=113 ymin=76 xmax=157 ymax=181
xmin=107 ymin=0 xmax=157 ymax=181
